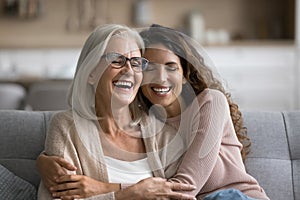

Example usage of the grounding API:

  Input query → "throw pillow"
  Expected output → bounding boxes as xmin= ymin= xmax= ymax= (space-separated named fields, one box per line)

xmin=0 ymin=164 xmax=37 ymax=200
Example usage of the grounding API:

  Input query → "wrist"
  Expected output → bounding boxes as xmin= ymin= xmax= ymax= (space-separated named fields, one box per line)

xmin=115 ymin=184 xmax=140 ymax=200
xmin=109 ymin=183 xmax=121 ymax=192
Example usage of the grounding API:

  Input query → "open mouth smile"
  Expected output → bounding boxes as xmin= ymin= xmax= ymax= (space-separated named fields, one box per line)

xmin=113 ymin=80 xmax=134 ymax=89
xmin=151 ymin=87 xmax=171 ymax=95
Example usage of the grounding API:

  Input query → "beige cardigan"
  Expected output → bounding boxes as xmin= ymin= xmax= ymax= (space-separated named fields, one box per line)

xmin=37 ymin=109 xmax=176 ymax=200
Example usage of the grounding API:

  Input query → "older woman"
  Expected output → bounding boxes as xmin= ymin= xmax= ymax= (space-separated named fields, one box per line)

xmin=37 ymin=24 xmax=195 ymax=200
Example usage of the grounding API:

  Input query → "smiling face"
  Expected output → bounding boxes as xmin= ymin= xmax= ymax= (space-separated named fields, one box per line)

xmin=92 ymin=35 xmax=143 ymax=109
xmin=141 ymin=43 xmax=186 ymax=117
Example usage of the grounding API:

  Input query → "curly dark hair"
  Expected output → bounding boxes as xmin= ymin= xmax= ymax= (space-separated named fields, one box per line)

xmin=139 ymin=24 xmax=251 ymax=161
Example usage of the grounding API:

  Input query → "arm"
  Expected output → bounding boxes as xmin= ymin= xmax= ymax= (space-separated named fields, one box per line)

xmin=50 ymin=176 xmax=196 ymax=200
xmin=38 ymin=112 xmax=116 ymax=200
xmin=166 ymin=90 xmax=229 ymax=196
xmin=36 ymin=153 xmax=77 ymax=189
xmin=115 ymin=177 xmax=196 ymax=200
xmin=38 ymin=155 xmax=196 ymax=199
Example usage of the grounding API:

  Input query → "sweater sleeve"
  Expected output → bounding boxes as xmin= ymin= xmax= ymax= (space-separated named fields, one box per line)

xmin=167 ymin=90 xmax=229 ymax=196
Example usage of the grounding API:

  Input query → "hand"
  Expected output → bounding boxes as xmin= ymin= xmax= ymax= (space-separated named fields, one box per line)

xmin=116 ymin=177 xmax=196 ymax=200
xmin=36 ymin=154 xmax=77 ymax=190
xmin=50 ymin=174 xmax=120 ymax=200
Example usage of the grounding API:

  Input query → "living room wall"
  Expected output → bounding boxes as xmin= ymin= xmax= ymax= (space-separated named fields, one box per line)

xmin=0 ymin=0 xmax=294 ymax=48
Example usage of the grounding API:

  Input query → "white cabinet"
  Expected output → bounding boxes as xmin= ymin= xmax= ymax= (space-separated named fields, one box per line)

xmin=206 ymin=45 xmax=297 ymax=111
xmin=0 ymin=49 xmax=80 ymax=80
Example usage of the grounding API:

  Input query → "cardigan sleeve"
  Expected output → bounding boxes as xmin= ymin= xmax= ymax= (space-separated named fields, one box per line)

xmin=40 ymin=111 xmax=117 ymax=200
xmin=44 ymin=112 xmax=68 ymax=157
xmin=167 ymin=90 xmax=229 ymax=196
xmin=38 ymin=112 xmax=74 ymax=200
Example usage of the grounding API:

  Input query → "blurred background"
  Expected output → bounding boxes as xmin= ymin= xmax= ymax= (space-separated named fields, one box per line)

xmin=0 ymin=0 xmax=298 ymax=112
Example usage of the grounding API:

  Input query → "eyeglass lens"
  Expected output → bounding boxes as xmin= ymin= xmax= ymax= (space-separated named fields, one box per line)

xmin=104 ymin=53 xmax=148 ymax=72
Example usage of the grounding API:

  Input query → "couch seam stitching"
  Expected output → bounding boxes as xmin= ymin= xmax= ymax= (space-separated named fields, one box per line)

xmin=246 ymin=157 xmax=293 ymax=161
xmin=42 ymin=112 xmax=47 ymax=137
xmin=282 ymin=112 xmax=295 ymax=200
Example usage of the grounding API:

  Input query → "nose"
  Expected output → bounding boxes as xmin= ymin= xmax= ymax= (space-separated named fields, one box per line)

xmin=157 ymin=66 xmax=168 ymax=82
xmin=120 ymin=60 xmax=134 ymax=75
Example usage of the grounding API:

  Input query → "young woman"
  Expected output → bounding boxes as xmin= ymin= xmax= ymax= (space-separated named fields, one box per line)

xmin=136 ymin=24 xmax=269 ymax=200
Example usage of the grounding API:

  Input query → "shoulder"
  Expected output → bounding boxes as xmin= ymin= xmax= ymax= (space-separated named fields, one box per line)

xmin=187 ymin=89 xmax=228 ymax=112
xmin=45 ymin=111 xmax=75 ymax=155
xmin=196 ymin=88 xmax=227 ymax=105
xmin=47 ymin=110 xmax=77 ymax=139
xmin=50 ymin=110 xmax=74 ymax=125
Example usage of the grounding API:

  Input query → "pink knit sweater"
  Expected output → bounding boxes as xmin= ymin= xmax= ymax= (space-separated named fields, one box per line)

xmin=163 ymin=89 xmax=269 ymax=200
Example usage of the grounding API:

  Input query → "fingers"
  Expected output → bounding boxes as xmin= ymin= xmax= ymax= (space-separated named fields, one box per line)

xmin=163 ymin=192 xmax=197 ymax=200
xmin=50 ymin=180 xmax=78 ymax=191
xmin=55 ymin=157 xmax=77 ymax=171
xmin=50 ymin=175 xmax=84 ymax=199
xmin=52 ymin=188 xmax=81 ymax=199
xmin=168 ymin=182 xmax=196 ymax=191
xmin=55 ymin=174 xmax=80 ymax=183
xmin=167 ymin=182 xmax=197 ymax=200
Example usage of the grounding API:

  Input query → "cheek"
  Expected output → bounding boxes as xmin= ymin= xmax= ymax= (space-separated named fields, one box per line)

xmin=171 ymin=72 xmax=184 ymax=83
xmin=141 ymin=72 xmax=156 ymax=84
xmin=135 ymin=73 xmax=143 ymax=86
xmin=172 ymin=74 xmax=184 ymax=92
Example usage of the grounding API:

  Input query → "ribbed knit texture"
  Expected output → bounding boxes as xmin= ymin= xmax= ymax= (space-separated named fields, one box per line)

xmin=165 ymin=89 xmax=269 ymax=200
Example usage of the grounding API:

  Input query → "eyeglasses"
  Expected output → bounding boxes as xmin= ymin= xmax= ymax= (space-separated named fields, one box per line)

xmin=102 ymin=52 xmax=149 ymax=72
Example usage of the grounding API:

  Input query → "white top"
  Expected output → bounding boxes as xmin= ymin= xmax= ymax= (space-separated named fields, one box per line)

xmin=104 ymin=156 xmax=153 ymax=183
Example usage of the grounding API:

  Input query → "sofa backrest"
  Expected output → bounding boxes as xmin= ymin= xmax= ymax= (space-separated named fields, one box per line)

xmin=0 ymin=110 xmax=54 ymax=188
xmin=0 ymin=110 xmax=299 ymax=200
xmin=243 ymin=111 xmax=300 ymax=200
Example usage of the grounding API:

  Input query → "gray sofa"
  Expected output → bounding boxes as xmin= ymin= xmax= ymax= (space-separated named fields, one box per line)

xmin=0 ymin=110 xmax=299 ymax=200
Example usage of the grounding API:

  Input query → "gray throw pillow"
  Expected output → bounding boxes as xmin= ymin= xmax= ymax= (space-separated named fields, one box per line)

xmin=0 ymin=164 xmax=37 ymax=200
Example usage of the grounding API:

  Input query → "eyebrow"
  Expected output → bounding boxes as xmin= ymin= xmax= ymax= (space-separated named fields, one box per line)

xmin=165 ymin=61 xmax=178 ymax=65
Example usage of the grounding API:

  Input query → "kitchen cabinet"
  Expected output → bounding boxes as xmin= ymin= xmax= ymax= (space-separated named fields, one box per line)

xmin=206 ymin=45 xmax=297 ymax=111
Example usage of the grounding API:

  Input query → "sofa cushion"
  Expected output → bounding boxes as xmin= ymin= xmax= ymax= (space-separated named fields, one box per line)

xmin=293 ymin=160 xmax=300 ymax=200
xmin=284 ymin=111 xmax=300 ymax=159
xmin=245 ymin=158 xmax=293 ymax=200
xmin=0 ymin=110 xmax=54 ymax=188
xmin=243 ymin=111 xmax=293 ymax=200
xmin=0 ymin=164 xmax=37 ymax=200
xmin=243 ymin=112 xmax=290 ymax=159
xmin=283 ymin=111 xmax=300 ymax=200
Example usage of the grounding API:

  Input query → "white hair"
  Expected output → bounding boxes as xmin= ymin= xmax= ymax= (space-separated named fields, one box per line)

xmin=67 ymin=24 xmax=145 ymax=121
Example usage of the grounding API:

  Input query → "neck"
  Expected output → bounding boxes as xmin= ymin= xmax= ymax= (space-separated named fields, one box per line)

xmin=95 ymin=102 xmax=134 ymax=134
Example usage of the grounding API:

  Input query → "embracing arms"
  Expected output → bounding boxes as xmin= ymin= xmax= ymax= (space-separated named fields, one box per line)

xmin=36 ymin=154 xmax=196 ymax=200
xmin=37 ymin=111 xmax=196 ymax=200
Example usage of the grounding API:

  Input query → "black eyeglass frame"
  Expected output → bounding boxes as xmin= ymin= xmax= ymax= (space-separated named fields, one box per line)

xmin=101 ymin=52 xmax=149 ymax=72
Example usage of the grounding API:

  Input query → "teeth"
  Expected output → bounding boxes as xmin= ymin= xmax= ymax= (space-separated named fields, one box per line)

xmin=152 ymin=87 xmax=170 ymax=93
xmin=113 ymin=81 xmax=133 ymax=88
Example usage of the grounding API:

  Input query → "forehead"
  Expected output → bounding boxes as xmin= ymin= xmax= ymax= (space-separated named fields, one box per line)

xmin=144 ymin=43 xmax=179 ymax=62
xmin=105 ymin=35 xmax=141 ymax=56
